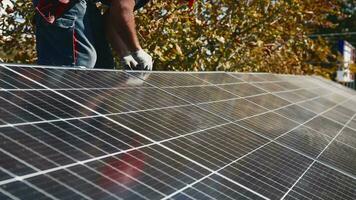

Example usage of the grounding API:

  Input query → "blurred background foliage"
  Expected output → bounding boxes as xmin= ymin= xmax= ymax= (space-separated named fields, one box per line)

xmin=0 ymin=0 xmax=355 ymax=78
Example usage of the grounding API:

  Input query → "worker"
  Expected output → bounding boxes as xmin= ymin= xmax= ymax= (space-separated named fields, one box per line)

xmin=32 ymin=0 xmax=152 ymax=70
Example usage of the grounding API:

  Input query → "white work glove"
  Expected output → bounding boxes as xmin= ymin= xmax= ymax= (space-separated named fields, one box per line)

xmin=132 ymin=49 xmax=153 ymax=71
xmin=121 ymin=55 xmax=138 ymax=70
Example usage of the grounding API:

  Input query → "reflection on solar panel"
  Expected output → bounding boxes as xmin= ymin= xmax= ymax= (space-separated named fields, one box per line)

xmin=0 ymin=63 xmax=356 ymax=200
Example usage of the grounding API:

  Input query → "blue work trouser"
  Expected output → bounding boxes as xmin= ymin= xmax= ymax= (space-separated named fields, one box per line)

xmin=34 ymin=0 xmax=115 ymax=69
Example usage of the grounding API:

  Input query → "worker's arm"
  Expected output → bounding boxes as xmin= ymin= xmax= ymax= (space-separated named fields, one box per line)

xmin=109 ymin=0 xmax=141 ymax=52
xmin=106 ymin=23 xmax=138 ymax=70
xmin=107 ymin=0 xmax=153 ymax=70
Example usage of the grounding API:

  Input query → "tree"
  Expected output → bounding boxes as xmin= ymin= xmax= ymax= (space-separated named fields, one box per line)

xmin=0 ymin=0 xmax=342 ymax=78
xmin=0 ymin=1 xmax=36 ymax=63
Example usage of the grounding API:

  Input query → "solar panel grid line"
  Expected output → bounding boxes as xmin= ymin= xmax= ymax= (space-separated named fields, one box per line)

xmin=0 ymin=85 xmax=321 ymax=130
xmin=0 ymin=138 xmax=156 ymax=187
xmin=188 ymin=75 xmax=326 ymax=124
xmin=161 ymin=137 xmax=274 ymax=200
xmin=191 ymin=73 xmax=287 ymax=98
xmin=0 ymin=129 xmax=165 ymax=198
xmin=312 ymin=166 xmax=356 ymax=197
xmin=99 ymin=150 xmax=222 ymax=200
xmin=0 ymin=94 xmax=64 ymax=125
xmin=0 ymin=90 xmax=95 ymax=124
xmin=215 ymin=74 xmax=326 ymax=117
xmin=191 ymin=175 xmax=269 ymax=200
xmin=112 ymin=106 xmax=228 ymax=140
xmin=302 ymin=102 xmax=356 ymax=133
xmin=1 ymin=66 xmax=271 ymax=199
xmin=190 ymin=85 xmax=321 ymax=109
xmin=285 ymin=172 xmax=356 ymax=199
xmin=9 ymin=67 xmax=189 ymax=115
xmin=111 ymin=74 xmax=356 ymax=184
xmin=286 ymin=166 xmax=352 ymax=199
xmin=8 ymin=170 xmax=120 ymax=199
xmin=2 ymin=117 xmax=123 ymax=159
xmin=280 ymin=111 xmax=356 ymax=199
xmin=233 ymin=145 xmax=309 ymax=185
xmin=0 ymin=187 xmax=19 ymax=200
xmin=0 ymin=65 xmax=322 ymax=129
xmin=186 ymin=182 xmax=237 ymax=200
xmin=0 ymin=68 xmax=342 ymax=153
xmin=106 ymin=90 xmax=356 ymax=182
xmin=0 ymin=109 xmax=274 ymax=188
xmin=0 ymin=117 xmax=209 ymax=198
xmin=0 ymin=67 xmax=189 ymax=122
xmin=219 ymin=143 xmax=313 ymax=199
xmin=0 ymin=66 xmax=44 ymax=90
xmin=124 ymin=73 xmax=334 ymax=198
xmin=2 ymin=143 xmax=170 ymax=199
xmin=161 ymin=126 xmax=268 ymax=171
xmin=232 ymin=92 xmax=328 ymax=123
xmin=9 ymin=66 xmax=132 ymax=89
xmin=1 ymin=156 xmax=92 ymax=200
xmin=194 ymin=86 xmax=320 ymax=107
xmin=2 ymin=65 xmax=356 ymax=198
xmin=3 ymin=142 xmax=206 ymax=200
xmin=227 ymin=95 xmax=356 ymax=183
xmin=235 ymin=103 xmax=356 ymax=181
xmin=242 ymin=77 xmax=356 ymax=142
xmin=50 ymin=70 xmax=272 ymax=198
xmin=59 ymin=88 xmax=181 ymax=114
xmin=0 ymin=131 xmax=151 ymax=200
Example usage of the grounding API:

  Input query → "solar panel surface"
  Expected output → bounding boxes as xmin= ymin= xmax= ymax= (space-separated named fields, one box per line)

xmin=0 ymin=64 xmax=356 ymax=200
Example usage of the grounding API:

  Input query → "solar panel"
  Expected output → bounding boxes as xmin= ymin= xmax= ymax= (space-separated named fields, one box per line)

xmin=1 ymin=63 xmax=356 ymax=199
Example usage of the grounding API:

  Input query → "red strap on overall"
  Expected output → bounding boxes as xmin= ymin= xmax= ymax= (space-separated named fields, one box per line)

xmin=35 ymin=0 xmax=72 ymax=24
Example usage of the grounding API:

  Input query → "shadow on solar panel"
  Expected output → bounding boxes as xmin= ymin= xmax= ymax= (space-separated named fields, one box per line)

xmin=0 ymin=64 xmax=356 ymax=200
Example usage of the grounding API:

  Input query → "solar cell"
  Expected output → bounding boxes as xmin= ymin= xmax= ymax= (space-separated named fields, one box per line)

xmin=172 ymin=174 xmax=266 ymax=200
xmin=319 ymin=140 xmax=356 ymax=176
xmin=237 ymin=112 xmax=299 ymax=139
xmin=275 ymin=82 xmax=301 ymax=90
xmin=276 ymin=104 xmax=317 ymax=123
xmin=190 ymin=72 xmax=243 ymax=84
xmin=298 ymin=97 xmax=337 ymax=113
xmin=219 ymin=142 xmax=313 ymax=199
xmin=1 ymin=64 xmax=356 ymax=200
xmin=336 ymin=127 xmax=356 ymax=147
xmin=0 ymin=90 xmax=94 ymax=125
xmin=284 ymin=163 xmax=356 ymax=200
xmin=162 ymin=123 xmax=268 ymax=170
xmin=198 ymin=99 xmax=268 ymax=121
xmin=0 ymin=67 xmax=44 ymax=89
xmin=110 ymin=105 xmax=228 ymax=141
xmin=58 ymin=87 xmax=188 ymax=114
xmin=274 ymin=91 xmax=309 ymax=103
xmin=162 ymin=85 xmax=237 ymax=103
xmin=128 ymin=72 xmax=209 ymax=87
xmin=7 ymin=65 xmax=134 ymax=89
xmin=293 ymin=89 xmax=319 ymax=99
xmin=252 ymin=82 xmax=287 ymax=92
xmin=246 ymin=94 xmax=290 ymax=110
xmin=323 ymin=107 xmax=354 ymax=124
xmin=229 ymin=73 xmax=266 ymax=82
xmin=218 ymin=83 xmax=266 ymax=97
xmin=276 ymin=126 xmax=332 ymax=158
xmin=304 ymin=116 xmax=344 ymax=137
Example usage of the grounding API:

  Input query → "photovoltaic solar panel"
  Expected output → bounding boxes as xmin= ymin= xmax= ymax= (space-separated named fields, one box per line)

xmin=0 ymin=63 xmax=356 ymax=200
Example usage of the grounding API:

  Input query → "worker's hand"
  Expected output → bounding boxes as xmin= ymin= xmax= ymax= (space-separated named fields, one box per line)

xmin=121 ymin=55 xmax=138 ymax=70
xmin=132 ymin=49 xmax=153 ymax=71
